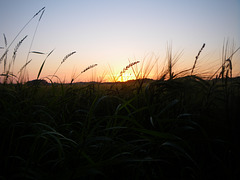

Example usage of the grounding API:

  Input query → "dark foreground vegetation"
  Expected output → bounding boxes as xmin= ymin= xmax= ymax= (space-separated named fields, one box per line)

xmin=0 ymin=76 xmax=240 ymax=180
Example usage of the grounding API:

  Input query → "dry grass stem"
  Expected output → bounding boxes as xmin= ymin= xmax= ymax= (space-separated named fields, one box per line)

xmin=71 ymin=64 xmax=98 ymax=83
xmin=38 ymin=9 xmax=45 ymax=22
xmin=52 ymin=51 xmax=76 ymax=79
xmin=210 ymin=40 xmax=239 ymax=79
xmin=18 ymin=60 xmax=32 ymax=74
xmin=165 ymin=44 xmax=183 ymax=80
xmin=107 ymin=64 xmax=118 ymax=82
xmin=119 ymin=61 xmax=140 ymax=77
xmin=3 ymin=34 xmax=8 ymax=72
xmin=191 ymin=43 xmax=205 ymax=75
xmin=81 ymin=64 xmax=98 ymax=73
xmin=12 ymin=35 xmax=28 ymax=64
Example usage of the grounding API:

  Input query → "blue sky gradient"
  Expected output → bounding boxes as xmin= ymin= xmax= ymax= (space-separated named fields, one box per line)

xmin=0 ymin=0 xmax=240 ymax=82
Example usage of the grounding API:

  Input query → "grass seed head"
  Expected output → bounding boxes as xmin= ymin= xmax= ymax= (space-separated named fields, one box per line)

xmin=81 ymin=64 xmax=98 ymax=73
xmin=191 ymin=43 xmax=205 ymax=75
xmin=12 ymin=35 xmax=28 ymax=63
xmin=119 ymin=61 xmax=140 ymax=77
xmin=61 ymin=51 xmax=76 ymax=64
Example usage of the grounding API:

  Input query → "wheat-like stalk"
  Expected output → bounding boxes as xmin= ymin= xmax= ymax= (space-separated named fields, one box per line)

xmin=61 ymin=51 xmax=76 ymax=64
xmin=71 ymin=64 xmax=98 ymax=84
xmin=191 ymin=43 xmax=205 ymax=75
xmin=210 ymin=42 xmax=239 ymax=80
xmin=5 ymin=36 xmax=28 ymax=78
xmin=81 ymin=64 xmax=98 ymax=73
xmin=119 ymin=61 xmax=140 ymax=77
xmin=0 ymin=7 xmax=45 ymax=66
xmin=52 ymin=51 xmax=76 ymax=79
xmin=22 ymin=8 xmax=46 ymax=78
xmin=12 ymin=35 xmax=28 ymax=65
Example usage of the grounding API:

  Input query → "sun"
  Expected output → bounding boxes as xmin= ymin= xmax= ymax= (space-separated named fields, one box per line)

xmin=104 ymin=73 xmax=137 ymax=82
xmin=120 ymin=73 xmax=136 ymax=82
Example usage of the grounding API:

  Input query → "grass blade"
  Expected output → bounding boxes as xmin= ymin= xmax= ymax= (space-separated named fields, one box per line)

xmin=37 ymin=49 xmax=54 ymax=79
xmin=18 ymin=59 xmax=32 ymax=74
xmin=30 ymin=51 xmax=46 ymax=55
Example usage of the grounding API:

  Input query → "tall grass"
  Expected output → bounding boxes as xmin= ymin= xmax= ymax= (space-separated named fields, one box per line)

xmin=191 ymin=43 xmax=205 ymax=75
xmin=119 ymin=61 xmax=140 ymax=82
xmin=165 ymin=43 xmax=184 ymax=80
xmin=0 ymin=7 xmax=45 ymax=83
xmin=1 ymin=8 xmax=240 ymax=180
xmin=3 ymin=34 xmax=8 ymax=72
xmin=1 ymin=71 xmax=240 ymax=179
xmin=0 ymin=36 xmax=28 ymax=83
xmin=22 ymin=8 xmax=45 ymax=77
xmin=0 ymin=7 xmax=45 ymax=63
xmin=52 ymin=51 xmax=76 ymax=80
xmin=71 ymin=64 xmax=98 ymax=84
xmin=210 ymin=40 xmax=240 ymax=80
xmin=11 ymin=35 xmax=28 ymax=70
xmin=36 ymin=49 xmax=55 ymax=80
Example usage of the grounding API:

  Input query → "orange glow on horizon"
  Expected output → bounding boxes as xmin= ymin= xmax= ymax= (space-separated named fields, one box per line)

xmin=119 ymin=73 xmax=137 ymax=82
xmin=102 ymin=73 xmax=139 ymax=83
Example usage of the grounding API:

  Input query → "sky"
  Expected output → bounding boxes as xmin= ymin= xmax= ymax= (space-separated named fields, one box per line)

xmin=0 ymin=0 xmax=240 ymax=82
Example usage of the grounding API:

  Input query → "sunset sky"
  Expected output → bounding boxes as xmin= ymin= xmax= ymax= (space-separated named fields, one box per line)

xmin=0 ymin=0 xmax=240 ymax=82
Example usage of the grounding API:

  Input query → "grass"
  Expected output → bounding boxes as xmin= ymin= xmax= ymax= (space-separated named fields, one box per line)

xmin=71 ymin=64 xmax=98 ymax=84
xmin=52 ymin=51 xmax=77 ymax=81
xmin=1 ymin=7 xmax=240 ymax=180
xmin=1 ymin=76 xmax=240 ymax=179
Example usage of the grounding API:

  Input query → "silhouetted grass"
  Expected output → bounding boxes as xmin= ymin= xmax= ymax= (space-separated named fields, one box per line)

xmin=1 ymin=74 xmax=240 ymax=179
xmin=0 ymin=7 xmax=240 ymax=180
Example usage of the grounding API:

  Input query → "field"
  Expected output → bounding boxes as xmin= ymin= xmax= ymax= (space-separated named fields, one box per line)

xmin=1 ymin=7 xmax=240 ymax=180
xmin=0 ymin=74 xmax=240 ymax=179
